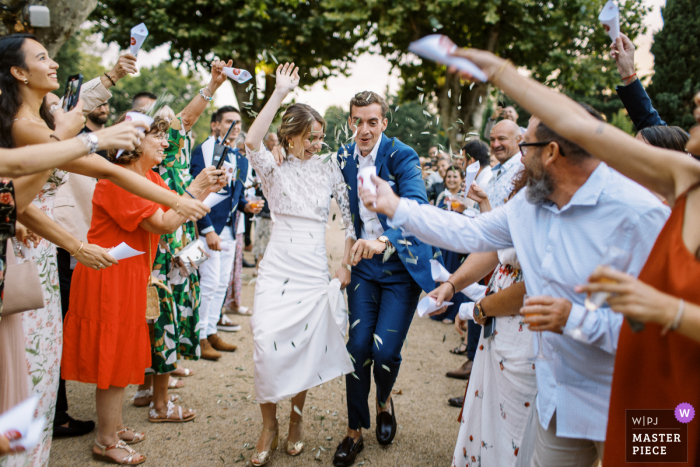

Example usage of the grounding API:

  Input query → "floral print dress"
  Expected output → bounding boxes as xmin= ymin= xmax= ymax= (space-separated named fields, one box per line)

xmin=452 ymin=249 xmax=536 ymax=467
xmin=0 ymin=180 xmax=16 ymax=317
xmin=2 ymin=170 xmax=68 ymax=467
xmin=149 ymin=118 xmax=200 ymax=374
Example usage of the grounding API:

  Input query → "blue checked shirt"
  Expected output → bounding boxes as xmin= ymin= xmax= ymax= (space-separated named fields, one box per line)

xmin=389 ymin=163 xmax=670 ymax=441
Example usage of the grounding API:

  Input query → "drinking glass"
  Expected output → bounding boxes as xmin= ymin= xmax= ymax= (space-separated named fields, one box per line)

xmin=524 ymin=293 xmax=550 ymax=361
xmin=247 ymin=195 xmax=262 ymax=221
xmin=569 ymin=246 xmax=632 ymax=341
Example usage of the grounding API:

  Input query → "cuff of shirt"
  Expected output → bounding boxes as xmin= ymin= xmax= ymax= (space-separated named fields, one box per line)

xmin=458 ymin=302 xmax=475 ymax=322
xmin=387 ymin=198 xmax=415 ymax=229
xmin=200 ymin=226 xmax=215 ymax=234
xmin=78 ymin=77 xmax=113 ymax=115
xmin=563 ymin=302 xmax=591 ymax=338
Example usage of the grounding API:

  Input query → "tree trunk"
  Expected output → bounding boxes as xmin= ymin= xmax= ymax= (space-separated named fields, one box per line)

xmin=1 ymin=0 xmax=98 ymax=56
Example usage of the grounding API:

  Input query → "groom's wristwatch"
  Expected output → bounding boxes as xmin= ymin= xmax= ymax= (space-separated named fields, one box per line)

xmin=474 ymin=302 xmax=487 ymax=320
xmin=377 ymin=235 xmax=391 ymax=249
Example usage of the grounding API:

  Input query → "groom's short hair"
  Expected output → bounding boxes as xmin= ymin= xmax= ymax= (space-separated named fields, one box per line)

xmin=350 ymin=91 xmax=389 ymax=119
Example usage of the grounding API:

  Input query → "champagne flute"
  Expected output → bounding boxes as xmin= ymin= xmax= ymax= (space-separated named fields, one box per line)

xmin=569 ymin=246 xmax=632 ymax=341
xmin=524 ymin=294 xmax=550 ymax=361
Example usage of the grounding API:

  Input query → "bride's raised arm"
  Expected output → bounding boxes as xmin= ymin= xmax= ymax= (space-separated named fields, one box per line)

xmin=245 ymin=63 xmax=300 ymax=153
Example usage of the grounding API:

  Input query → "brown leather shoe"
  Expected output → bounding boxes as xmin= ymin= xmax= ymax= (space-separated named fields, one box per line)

xmin=446 ymin=359 xmax=473 ymax=380
xmin=208 ymin=333 xmax=238 ymax=352
xmin=200 ymin=338 xmax=221 ymax=361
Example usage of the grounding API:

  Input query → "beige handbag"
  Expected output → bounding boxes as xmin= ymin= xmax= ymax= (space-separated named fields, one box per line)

xmin=145 ymin=235 xmax=171 ymax=320
xmin=3 ymin=239 xmax=44 ymax=315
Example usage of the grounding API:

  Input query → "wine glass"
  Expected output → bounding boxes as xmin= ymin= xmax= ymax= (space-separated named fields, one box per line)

xmin=569 ymin=246 xmax=632 ymax=341
xmin=524 ymin=294 xmax=550 ymax=361
xmin=247 ymin=195 xmax=262 ymax=221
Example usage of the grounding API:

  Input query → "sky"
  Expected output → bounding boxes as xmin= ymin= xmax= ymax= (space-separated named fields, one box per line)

xmin=103 ymin=0 xmax=666 ymax=115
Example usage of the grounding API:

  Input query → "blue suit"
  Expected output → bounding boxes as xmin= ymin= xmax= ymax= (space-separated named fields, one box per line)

xmin=615 ymin=79 xmax=665 ymax=131
xmin=190 ymin=137 xmax=249 ymax=235
xmin=339 ymin=133 xmax=440 ymax=430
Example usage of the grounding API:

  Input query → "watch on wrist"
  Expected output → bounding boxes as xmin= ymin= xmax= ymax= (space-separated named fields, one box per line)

xmin=77 ymin=132 xmax=99 ymax=154
xmin=474 ymin=302 xmax=487 ymax=320
xmin=377 ymin=235 xmax=390 ymax=247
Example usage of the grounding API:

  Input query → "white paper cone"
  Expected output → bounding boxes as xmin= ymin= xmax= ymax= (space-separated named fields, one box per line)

xmin=408 ymin=35 xmax=488 ymax=82
xmin=430 ymin=259 xmax=451 ymax=282
xmin=222 ymin=161 xmax=235 ymax=184
xmin=129 ymin=23 xmax=149 ymax=56
xmin=108 ymin=242 xmax=145 ymax=261
xmin=416 ymin=296 xmax=454 ymax=317
xmin=598 ymin=1 xmax=620 ymax=42
xmin=460 ymin=283 xmax=487 ymax=302
xmin=0 ymin=396 xmax=38 ymax=439
xmin=458 ymin=302 xmax=476 ymax=321
xmin=357 ymin=166 xmax=377 ymax=195
xmin=204 ymin=192 xmax=229 ymax=208
xmin=223 ymin=67 xmax=253 ymax=84
xmin=116 ymin=112 xmax=154 ymax=158
xmin=464 ymin=160 xmax=480 ymax=191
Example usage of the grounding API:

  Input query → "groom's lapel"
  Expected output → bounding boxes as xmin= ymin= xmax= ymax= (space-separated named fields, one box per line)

xmin=374 ymin=134 xmax=390 ymax=179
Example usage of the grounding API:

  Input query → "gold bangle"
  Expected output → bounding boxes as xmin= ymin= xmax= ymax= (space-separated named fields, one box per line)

xmin=491 ymin=59 xmax=513 ymax=85
xmin=71 ymin=241 xmax=84 ymax=257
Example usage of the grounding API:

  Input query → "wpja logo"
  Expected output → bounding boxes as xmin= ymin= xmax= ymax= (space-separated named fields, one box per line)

xmin=626 ymin=404 xmax=694 ymax=462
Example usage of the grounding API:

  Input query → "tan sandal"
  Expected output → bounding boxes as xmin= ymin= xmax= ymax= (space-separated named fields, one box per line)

xmin=251 ymin=426 xmax=279 ymax=466
xmin=148 ymin=400 xmax=196 ymax=423
xmin=168 ymin=376 xmax=185 ymax=389
xmin=132 ymin=388 xmax=180 ymax=407
xmin=286 ymin=420 xmax=305 ymax=456
xmin=116 ymin=427 xmax=145 ymax=445
xmin=93 ymin=439 xmax=145 ymax=465
xmin=172 ymin=367 xmax=195 ymax=377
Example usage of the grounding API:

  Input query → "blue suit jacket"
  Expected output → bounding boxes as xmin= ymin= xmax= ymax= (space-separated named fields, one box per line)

xmin=190 ymin=138 xmax=248 ymax=235
xmin=615 ymin=79 xmax=665 ymax=131
xmin=339 ymin=133 xmax=441 ymax=293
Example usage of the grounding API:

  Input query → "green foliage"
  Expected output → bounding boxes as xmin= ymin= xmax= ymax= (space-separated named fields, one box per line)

xmin=609 ymin=108 xmax=636 ymax=135
xmin=89 ymin=0 xmax=365 ymax=128
xmin=52 ymin=32 xmax=214 ymax=145
xmin=647 ymin=0 xmax=700 ymax=130
xmin=325 ymin=0 xmax=649 ymax=145
xmin=322 ymin=98 xmax=448 ymax=155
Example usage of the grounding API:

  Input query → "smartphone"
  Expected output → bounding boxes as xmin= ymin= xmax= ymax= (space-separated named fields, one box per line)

xmin=482 ymin=317 xmax=496 ymax=338
xmin=213 ymin=120 xmax=238 ymax=169
xmin=62 ymin=74 xmax=83 ymax=112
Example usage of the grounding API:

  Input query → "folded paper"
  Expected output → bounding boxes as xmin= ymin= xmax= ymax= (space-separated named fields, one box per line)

xmin=464 ymin=160 xmax=480 ymax=192
xmin=223 ymin=67 xmax=253 ymax=84
xmin=204 ymin=192 xmax=229 ymax=209
xmin=417 ymin=295 xmax=453 ymax=318
xmin=357 ymin=166 xmax=377 ymax=195
xmin=598 ymin=1 xmax=620 ymax=42
xmin=430 ymin=259 xmax=451 ymax=283
xmin=130 ymin=23 xmax=148 ymax=56
xmin=108 ymin=242 xmax=145 ymax=261
xmin=0 ymin=396 xmax=46 ymax=452
xmin=116 ymin=112 xmax=154 ymax=158
xmin=408 ymin=35 xmax=488 ymax=82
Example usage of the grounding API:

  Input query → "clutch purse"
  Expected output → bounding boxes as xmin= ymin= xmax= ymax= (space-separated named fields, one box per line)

xmin=173 ymin=239 xmax=209 ymax=277
xmin=3 ymin=239 xmax=44 ymax=316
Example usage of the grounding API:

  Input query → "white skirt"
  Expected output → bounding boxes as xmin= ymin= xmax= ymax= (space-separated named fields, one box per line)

xmin=251 ymin=214 xmax=354 ymax=404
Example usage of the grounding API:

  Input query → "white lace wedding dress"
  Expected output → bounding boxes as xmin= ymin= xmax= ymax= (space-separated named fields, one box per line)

xmin=247 ymin=144 xmax=355 ymax=403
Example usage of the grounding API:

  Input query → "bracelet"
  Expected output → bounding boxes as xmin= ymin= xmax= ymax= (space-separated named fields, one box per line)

xmin=175 ymin=201 xmax=181 ymax=214
xmin=491 ymin=59 xmax=513 ymax=85
xmin=661 ymin=299 xmax=685 ymax=336
xmin=103 ymin=73 xmax=116 ymax=86
xmin=445 ymin=280 xmax=456 ymax=296
xmin=199 ymin=88 xmax=213 ymax=102
xmin=184 ymin=189 xmax=196 ymax=199
xmin=76 ymin=133 xmax=99 ymax=154
xmin=622 ymin=73 xmax=637 ymax=85
xmin=71 ymin=241 xmax=84 ymax=257
xmin=49 ymin=134 xmax=61 ymax=141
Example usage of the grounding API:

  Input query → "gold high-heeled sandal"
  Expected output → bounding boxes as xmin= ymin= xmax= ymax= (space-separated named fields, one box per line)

xmin=286 ymin=420 xmax=305 ymax=456
xmin=251 ymin=426 xmax=279 ymax=466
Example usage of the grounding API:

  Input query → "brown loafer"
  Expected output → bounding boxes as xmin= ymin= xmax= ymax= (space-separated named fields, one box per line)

xmin=208 ymin=333 xmax=238 ymax=352
xmin=446 ymin=359 xmax=473 ymax=380
xmin=200 ymin=338 xmax=221 ymax=361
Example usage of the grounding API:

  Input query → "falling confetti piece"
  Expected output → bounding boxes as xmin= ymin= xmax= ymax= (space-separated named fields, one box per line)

xmin=274 ymin=342 xmax=277 ymax=350
xmin=382 ymin=364 xmax=391 ymax=372
xmin=443 ymin=334 xmax=446 ymax=342
xmin=351 ymin=372 xmax=360 ymax=380
xmin=291 ymin=341 xmax=296 ymax=348
xmin=363 ymin=359 xmax=372 ymax=367
xmin=351 ymin=319 xmax=360 ymax=329
xmin=294 ymin=405 xmax=303 ymax=416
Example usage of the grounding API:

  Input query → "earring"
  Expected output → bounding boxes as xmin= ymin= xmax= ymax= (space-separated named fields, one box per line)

xmin=24 ymin=79 xmax=29 ymax=84
xmin=289 ymin=142 xmax=294 ymax=149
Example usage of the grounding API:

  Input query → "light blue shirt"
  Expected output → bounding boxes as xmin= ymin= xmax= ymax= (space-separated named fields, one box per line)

xmin=485 ymin=152 xmax=523 ymax=209
xmin=389 ymin=163 xmax=670 ymax=441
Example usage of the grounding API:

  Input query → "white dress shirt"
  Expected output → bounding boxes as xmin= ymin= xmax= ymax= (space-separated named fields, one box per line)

xmin=485 ymin=152 xmax=523 ymax=209
xmin=354 ymin=140 xmax=385 ymax=241
xmin=474 ymin=165 xmax=493 ymax=189
xmin=388 ymin=163 xmax=670 ymax=441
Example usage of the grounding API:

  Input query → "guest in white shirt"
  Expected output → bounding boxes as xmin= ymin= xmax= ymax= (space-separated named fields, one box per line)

xmin=462 ymin=139 xmax=493 ymax=189
xmin=358 ymin=105 xmax=670 ymax=467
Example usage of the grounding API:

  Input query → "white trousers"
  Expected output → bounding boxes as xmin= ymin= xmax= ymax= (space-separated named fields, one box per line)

xmin=199 ymin=226 xmax=236 ymax=340
xmin=531 ymin=409 xmax=604 ymax=467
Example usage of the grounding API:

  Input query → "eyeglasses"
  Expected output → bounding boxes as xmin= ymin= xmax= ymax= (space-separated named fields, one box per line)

xmin=518 ymin=141 xmax=565 ymax=157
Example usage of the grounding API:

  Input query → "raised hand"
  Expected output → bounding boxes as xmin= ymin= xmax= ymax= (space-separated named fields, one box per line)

xmin=210 ymin=59 xmax=233 ymax=93
xmin=610 ymin=34 xmax=636 ymax=82
xmin=94 ymin=120 xmax=149 ymax=151
xmin=274 ymin=62 xmax=300 ymax=95
xmin=358 ymin=174 xmax=401 ymax=218
xmin=176 ymin=196 xmax=210 ymax=221
xmin=448 ymin=48 xmax=507 ymax=83
xmin=109 ymin=53 xmax=138 ymax=82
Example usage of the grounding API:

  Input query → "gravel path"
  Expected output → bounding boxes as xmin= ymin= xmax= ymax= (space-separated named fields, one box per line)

xmin=49 ymin=203 xmax=468 ymax=466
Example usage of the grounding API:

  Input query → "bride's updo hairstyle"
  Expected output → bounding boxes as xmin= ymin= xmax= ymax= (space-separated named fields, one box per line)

xmin=278 ymin=103 xmax=326 ymax=152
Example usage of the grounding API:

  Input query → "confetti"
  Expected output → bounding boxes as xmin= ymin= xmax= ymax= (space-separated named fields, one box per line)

xmin=351 ymin=319 xmax=360 ymax=329
xmin=363 ymin=359 xmax=372 ymax=367
xmin=382 ymin=364 xmax=391 ymax=372
xmin=293 ymin=405 xmax=303 ymax=416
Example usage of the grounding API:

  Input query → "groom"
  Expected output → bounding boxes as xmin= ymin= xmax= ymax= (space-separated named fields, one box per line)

xmin=333 ymin=91 xmax=438 ymax=466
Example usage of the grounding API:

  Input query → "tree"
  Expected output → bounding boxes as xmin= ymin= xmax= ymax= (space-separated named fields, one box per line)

xmin=647 ymin=0 xmax=700 ymax=130
xmin=52 ymin=32 xmax=214 ymax=145
xmin=89 ymin=0 xmax=365 ymax=129
xmin=1 ymin=0 xmax=98 ymax=56
xmin=325 ymin=0 xmax=649 ymax=146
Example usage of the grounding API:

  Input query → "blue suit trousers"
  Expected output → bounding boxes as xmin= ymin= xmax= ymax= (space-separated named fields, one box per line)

xmin=345 ymin=253 xmax=422 ymax=430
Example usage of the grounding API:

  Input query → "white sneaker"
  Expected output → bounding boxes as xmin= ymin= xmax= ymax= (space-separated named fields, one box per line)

xmin=217 ymin=314 xmax=242 ymax=332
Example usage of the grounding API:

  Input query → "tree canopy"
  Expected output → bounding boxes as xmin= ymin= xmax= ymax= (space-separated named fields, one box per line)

xmin=89 ymin=0 xmax=365 ymax=129
xmin=647 ymin=0 xmax=700 ymax=130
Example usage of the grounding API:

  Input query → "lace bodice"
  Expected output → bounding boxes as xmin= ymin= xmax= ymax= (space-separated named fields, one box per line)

xmin=247 ymin=144 xmax=356 ymax=240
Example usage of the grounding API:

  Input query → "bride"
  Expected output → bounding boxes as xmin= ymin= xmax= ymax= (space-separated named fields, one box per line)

xmin=244 ymin=63 xmax=356 ymax=466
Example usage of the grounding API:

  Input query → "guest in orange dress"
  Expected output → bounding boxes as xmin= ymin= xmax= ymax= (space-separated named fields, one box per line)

xmin=62 ymin=115 xmax=224 ymax=465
